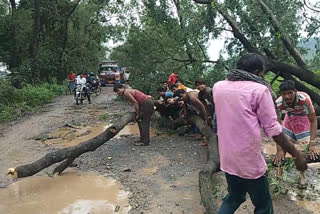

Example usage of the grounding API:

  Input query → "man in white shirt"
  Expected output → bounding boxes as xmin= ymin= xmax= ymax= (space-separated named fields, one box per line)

xmin=75 ymin=73 xmax=91 ymax=104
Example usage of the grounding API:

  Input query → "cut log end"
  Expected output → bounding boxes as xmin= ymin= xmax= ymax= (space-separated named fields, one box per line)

xmin=7 ymin=168 xmax=18 ymax=179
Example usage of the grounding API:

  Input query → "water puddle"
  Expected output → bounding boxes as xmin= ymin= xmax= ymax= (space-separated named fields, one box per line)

xmin=0 ymin=170 xmax=131 ymax=214
xmin=114 ymin=123 xmax=155 ymax=139
xmin=45 ymin=125 xmax=106 ymax=147
xmin=43 ymin=123 xmax=155 ymax=147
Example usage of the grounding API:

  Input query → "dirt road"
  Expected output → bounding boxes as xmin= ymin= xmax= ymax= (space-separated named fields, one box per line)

xmin=0 ymin=87 xmax=319 ymax=214
xmin=0 ymin=87 xmax=207 ymax=213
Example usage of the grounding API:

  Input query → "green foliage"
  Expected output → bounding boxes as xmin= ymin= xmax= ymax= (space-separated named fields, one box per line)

xmin=98 ymin=113 xmax=109 ymax=120
xmin=264 ymin=72 xmax=284 ymax=96
xmin=0 ymin=0 xmax=111 ymax=84
xmin=0 ymin=79 xmax=64 ymax=122
xmin=110 ymin=0 xmax=223 ymax=94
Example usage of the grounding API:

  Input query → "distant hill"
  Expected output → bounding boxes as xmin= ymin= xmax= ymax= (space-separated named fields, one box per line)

xmin=298 ymin=38 xmax=319 ymax=60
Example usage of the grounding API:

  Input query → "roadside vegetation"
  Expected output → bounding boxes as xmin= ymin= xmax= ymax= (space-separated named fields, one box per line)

xmin=0 ymin=79 xmax=64 ymax=122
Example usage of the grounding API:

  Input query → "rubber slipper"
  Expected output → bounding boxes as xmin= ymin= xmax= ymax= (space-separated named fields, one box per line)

xmin=134 ymin=141 xmax=149 ymax=146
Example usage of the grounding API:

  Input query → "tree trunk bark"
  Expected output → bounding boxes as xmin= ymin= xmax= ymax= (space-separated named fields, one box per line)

xmin=57 ymin=0 xmax=81 ymax=83
xmin=194 ymin=0 xmax=320 ymax=106
xmin=29 ymin=0 xmax=41 ymax=83
xmin=257 ymin=0 xmax=306 ymax=67
xmin=171 ymin=114 xmax=220 ymax=173
xmin=8 ymin=112 xmax=136 ymax=179
xmin=9 ymin=0 xmax=18 ymax=69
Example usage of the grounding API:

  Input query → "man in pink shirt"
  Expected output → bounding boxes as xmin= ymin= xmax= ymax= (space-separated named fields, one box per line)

xmin=213 ymin=53 xmax=307 ymax=213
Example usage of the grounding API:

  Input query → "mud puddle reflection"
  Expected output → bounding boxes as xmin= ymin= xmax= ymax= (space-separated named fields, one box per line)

xmin=0 ymin=170 xmax=131 ymax=214
xmin=43 ymin=123 xmax=155 ymax=147
xmin=114 ymin=122 xmax=155 ymax=139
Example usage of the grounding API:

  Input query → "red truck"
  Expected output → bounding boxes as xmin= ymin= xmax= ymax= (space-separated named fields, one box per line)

xmin=98 ymin=60 xmax=129 ymax=86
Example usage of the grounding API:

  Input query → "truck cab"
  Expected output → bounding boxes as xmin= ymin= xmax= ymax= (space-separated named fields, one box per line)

xmin=98 ymin=60 xmax=129 ymax=86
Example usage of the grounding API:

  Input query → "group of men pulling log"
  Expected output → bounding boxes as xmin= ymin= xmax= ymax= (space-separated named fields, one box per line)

xmin=114 ymin=53 xmax=319 ymax=213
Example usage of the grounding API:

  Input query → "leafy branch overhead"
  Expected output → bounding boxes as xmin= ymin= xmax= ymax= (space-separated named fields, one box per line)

xmin=2 ymin=0 xmax=320 ymax=107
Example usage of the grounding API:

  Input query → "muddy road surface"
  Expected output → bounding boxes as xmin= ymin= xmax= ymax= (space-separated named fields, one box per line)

xmin=0 ymin=87 xmax=206 ymax=214
xmin=0 ymin=87 xmax=319 ymax=214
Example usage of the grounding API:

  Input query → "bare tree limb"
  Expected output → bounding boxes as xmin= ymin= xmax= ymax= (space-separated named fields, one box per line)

xmin=303 ymin=0 xmax=320 ymax=13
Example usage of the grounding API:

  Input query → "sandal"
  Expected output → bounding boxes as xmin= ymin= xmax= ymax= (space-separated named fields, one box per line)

xmin=200 ymin=140 xmax=208 ymax=147
xmin=134 ymin=141 xmax=149 ymax=146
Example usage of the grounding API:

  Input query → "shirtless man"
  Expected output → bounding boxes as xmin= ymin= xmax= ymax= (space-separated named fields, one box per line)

xmin=174 ymin=89 xmax=210 ymax=125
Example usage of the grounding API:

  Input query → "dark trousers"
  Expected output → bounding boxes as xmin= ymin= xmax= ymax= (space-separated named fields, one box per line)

xmin=218 ymin=173 xmax=273 ymax=214
xmin=138 ymin=98 xmax=154 ymax=144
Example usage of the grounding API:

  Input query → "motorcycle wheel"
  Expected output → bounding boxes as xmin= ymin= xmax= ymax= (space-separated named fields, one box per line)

xmin=76 ymin=96 xmax=79 ymax=105
xmin=80 ymin=94 xmax=83 ymax=104
xmin=95 ymin=87 xmax=101 ymax=96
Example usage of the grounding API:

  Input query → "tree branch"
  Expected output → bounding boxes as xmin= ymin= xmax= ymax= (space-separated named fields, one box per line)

xmin=257 ymin=0 xmax=306 ymax=67
xmin=7 ymin=112 xmax=136 ymax=178
xmin=193 ymin=0 xmax=212 ymax=4
xmin=303 ymin=0 xmax=320 ymax=13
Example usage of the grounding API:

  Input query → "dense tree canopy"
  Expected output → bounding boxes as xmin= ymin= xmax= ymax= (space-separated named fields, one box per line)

xmin=0 ymin=0 xmax=117 ymax=84
xmin=1 ymin=0 xmax=320 ymax=106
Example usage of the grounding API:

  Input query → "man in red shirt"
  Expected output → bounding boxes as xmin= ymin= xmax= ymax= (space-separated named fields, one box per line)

xmin=67 ymin=72 xmax=76 ymax=92
xmin=168 ymin=70 xmax=178 ymax=85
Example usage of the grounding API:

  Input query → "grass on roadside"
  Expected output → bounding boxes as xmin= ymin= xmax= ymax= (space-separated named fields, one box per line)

xmin=0 ymin=80 xmax=65 ymax=122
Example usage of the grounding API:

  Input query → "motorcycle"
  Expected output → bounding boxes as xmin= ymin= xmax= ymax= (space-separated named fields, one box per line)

xmin=75 ymin=84 xmax=86 ymax=105
xmin=88 ymin=80 xmax=101 ymax=96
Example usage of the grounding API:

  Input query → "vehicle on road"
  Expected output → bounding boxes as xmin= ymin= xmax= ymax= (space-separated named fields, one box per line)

xmin=88 ymin=80 xmax=101 ymax=96
xmin=99 ymin=60 xmax=129 ymax=86
xmin=74 ymin=84 xmax=86 ymax=105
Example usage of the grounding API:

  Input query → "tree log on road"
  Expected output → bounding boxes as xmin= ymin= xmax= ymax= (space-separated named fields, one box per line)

xmin=7 ymin=112 xmax=136 ymax=179
xmin=171 ymin=114 xmax=221 ymax=214
xmin=171 ymin=114 xmax=220 ymax=174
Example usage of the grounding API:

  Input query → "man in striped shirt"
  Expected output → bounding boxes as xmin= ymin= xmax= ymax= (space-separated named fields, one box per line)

xmin=274 ymin=80 xmax=318 ymax=164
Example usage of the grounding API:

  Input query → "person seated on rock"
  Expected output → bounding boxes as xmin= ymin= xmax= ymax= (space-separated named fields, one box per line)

xmin=274 ymin=80 xmax=319 ymax=164
xmin=113 ymin=84 xmax=154 ymax=146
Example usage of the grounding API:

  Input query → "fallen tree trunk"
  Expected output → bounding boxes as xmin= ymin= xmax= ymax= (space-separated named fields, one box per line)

xmin=171 ymin=114 xmax=220 ymax=173
xmin=186 ymin=114 xmax=220 ymax=173
xmin=171 ymin=114 xmax=221 ymax=213
xmin=7 ymin=112 xmax=136 ymax=178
